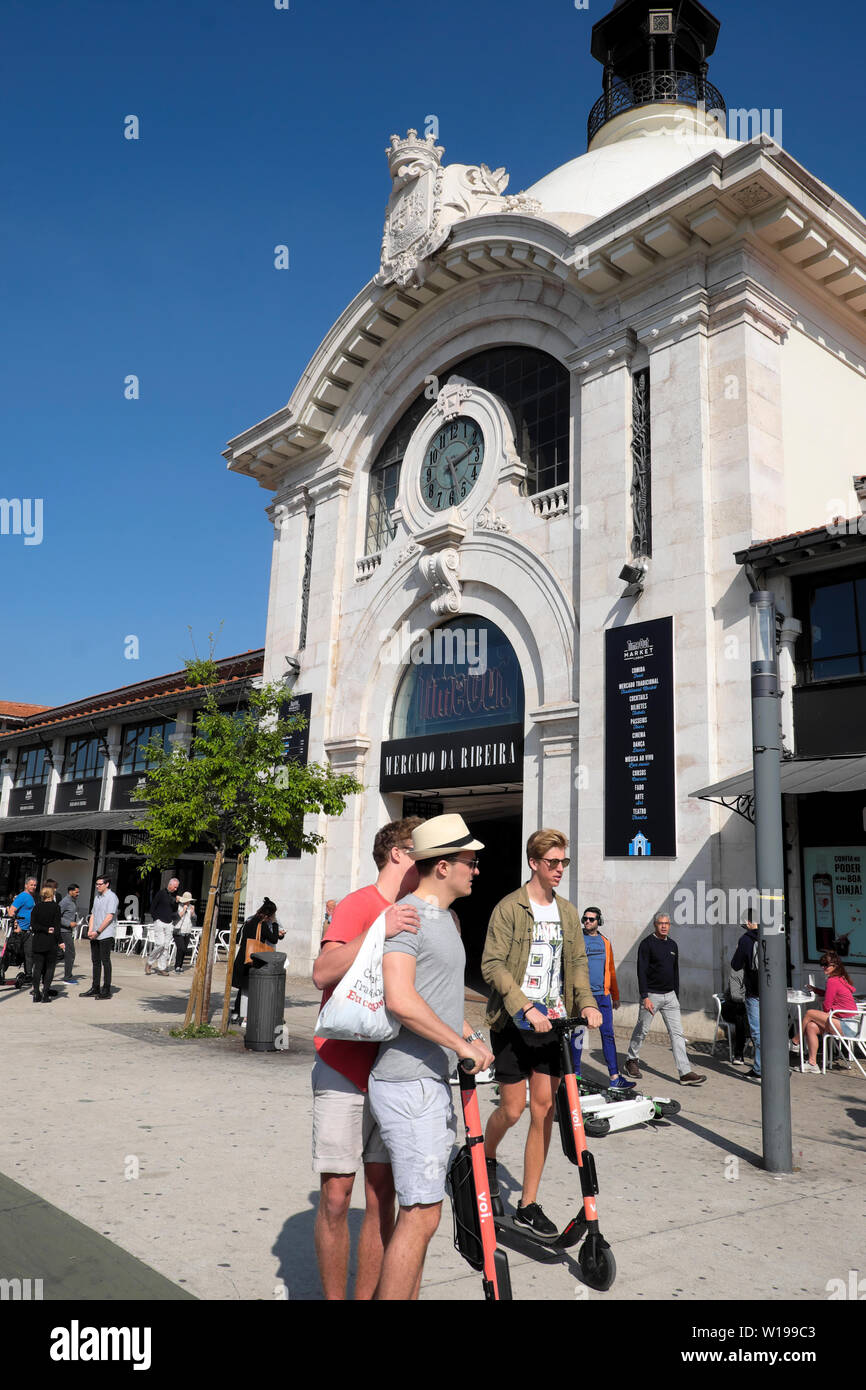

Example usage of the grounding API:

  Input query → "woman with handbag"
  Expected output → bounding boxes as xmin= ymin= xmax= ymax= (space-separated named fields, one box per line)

xmin=229 ymin=898 xmax=282 ymax=1022
xmin=172 ymin=893 xmax=198 ymax=973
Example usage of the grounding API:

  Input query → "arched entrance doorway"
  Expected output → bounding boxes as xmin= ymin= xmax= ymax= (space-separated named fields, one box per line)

xmin=381 ymin=615 xmax=525 ymax=986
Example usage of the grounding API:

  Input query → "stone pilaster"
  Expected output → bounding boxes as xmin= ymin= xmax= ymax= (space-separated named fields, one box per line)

xmin=779 ymin=616 xmax=803 ymax=754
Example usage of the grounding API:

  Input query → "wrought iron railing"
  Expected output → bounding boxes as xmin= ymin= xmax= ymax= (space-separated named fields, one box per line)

xmin=588 ymin=69 xmax=726 ymax=144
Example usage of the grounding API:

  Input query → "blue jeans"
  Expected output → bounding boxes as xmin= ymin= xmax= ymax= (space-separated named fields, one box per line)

xmin=745 ymin=995 xmax=761 ymax=1075
xmin=571 ymin=994 xmax=620 ymax=1077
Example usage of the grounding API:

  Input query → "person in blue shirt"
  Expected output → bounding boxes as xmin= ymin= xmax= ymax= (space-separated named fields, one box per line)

xmin=8 ymin=876 xmax=37 ymax=981
xmin=572 ymin=906 xmax=635 ymax=1092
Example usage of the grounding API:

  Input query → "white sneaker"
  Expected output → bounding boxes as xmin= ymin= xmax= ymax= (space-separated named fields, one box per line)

xmin=802 ymin=1061 xmax=822 ymax=1074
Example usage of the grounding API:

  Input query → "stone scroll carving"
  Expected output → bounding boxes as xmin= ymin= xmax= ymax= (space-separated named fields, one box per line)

xmin=418 ymin=547 xmax=462 ymax=616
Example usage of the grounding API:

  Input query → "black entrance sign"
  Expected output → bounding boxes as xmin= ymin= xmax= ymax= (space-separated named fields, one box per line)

xmin=283 ymin=692 xmax=312 ymax=765
xmin=380 ymin=722 xmax=523 ymax=793
xmin=604 ymin=617 xmax=676 ymax=858
xmin=111 ymin=772 xmax=149 ymax=810
xmin=8 ymin=786 xmax=48 ymax=817
xmin=55 ymin=778 xmax=103 ymax=814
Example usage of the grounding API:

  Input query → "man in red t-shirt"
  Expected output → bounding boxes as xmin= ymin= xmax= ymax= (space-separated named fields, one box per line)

xmin=311 ymin=817 xmax=422 ymax=1300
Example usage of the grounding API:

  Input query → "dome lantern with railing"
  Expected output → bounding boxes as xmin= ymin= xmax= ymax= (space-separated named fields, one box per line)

xmin=587 ymin=0 xmax=726 ymax=150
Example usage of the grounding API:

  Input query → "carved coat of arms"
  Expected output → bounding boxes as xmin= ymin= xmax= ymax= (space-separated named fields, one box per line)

xmin=375 ymin=130 xmax=536 ymax=290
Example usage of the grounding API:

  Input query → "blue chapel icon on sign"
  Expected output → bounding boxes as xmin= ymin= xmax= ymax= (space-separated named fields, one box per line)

xmin=628 ymin=833 xmax=652 ymax=857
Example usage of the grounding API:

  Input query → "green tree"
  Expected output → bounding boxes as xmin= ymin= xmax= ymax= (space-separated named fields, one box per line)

xmin=137 ymin=679 xmax=361 ymax=1028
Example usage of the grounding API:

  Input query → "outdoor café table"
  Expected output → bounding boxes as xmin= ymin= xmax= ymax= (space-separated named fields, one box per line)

xmin=787 ymin=988 xmax=816 ymax=1072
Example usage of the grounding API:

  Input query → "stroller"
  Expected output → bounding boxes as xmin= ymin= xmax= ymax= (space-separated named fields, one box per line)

xmin=0 ymin=925 xmax=29 ymax=988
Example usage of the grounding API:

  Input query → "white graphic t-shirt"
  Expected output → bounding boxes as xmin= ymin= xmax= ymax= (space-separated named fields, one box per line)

xmin=520 ymin=899 xmax=566 ymax=1019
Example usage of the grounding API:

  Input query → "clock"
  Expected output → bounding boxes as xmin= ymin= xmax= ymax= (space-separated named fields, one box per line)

xmin=420 ymin=416 xmax=484 ymax=512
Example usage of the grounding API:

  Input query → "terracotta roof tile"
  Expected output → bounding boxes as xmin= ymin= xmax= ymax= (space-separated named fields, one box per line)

xmin=0 ymin=649 xmax=265 ymax=737
xmin=754 ymin=516 xmax=865 ymax=546
xmin=0 ymin=701 xmax=51 ymax=717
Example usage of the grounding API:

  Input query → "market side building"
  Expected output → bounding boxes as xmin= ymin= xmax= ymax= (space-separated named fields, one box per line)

xmin=226 ymin=0 xmax=866 ymax=1028
xmin=0 ymin=651 xmax=263 ymax=923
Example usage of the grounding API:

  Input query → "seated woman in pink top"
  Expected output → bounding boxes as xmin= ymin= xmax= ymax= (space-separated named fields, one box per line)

xmin=792 ymin=951 xmax=859 ymax=1073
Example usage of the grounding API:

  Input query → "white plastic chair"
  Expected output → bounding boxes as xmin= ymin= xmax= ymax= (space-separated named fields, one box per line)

xmin=214 ymin=929 xmax=230 ymax=963
xmin=712 ymin=993 xmax=735 ymax=1062
xmin=126 ymin=923 xmax=145 ymax=955
xmin=187 ymin=927 xmax=203 ymax=969
xmin=822 ymin=1005 xmax=866 ymax=1077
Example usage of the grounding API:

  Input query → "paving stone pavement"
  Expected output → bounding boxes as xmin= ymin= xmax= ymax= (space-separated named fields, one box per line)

xmin=2 ymin=955 xmax=864 ymax=1303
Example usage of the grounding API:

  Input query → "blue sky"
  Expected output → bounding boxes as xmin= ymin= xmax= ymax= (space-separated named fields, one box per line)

xmin=2 ymin=0 xmax=864 ymax=705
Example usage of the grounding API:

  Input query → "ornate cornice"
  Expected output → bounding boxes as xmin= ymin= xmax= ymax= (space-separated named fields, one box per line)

xmin=223 ymin=139 xmax=866 ymax=489
xmin=307 ymin=463 xmax=354 ymax=504
xmin=567 ymin=326 xmax=637 ymax=381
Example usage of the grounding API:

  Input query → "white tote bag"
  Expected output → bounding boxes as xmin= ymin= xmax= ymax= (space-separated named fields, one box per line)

xmin=314 ymin=912 xmax=400 ymax=1043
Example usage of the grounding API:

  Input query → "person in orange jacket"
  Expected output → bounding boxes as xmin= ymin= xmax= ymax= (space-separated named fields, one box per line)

xmin=572 ymin=906 xmax=636 ymax=1092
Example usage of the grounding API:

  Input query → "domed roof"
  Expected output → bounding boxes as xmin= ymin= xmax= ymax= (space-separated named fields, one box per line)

xmin=526 ymin=128 xmax=741 ymax=224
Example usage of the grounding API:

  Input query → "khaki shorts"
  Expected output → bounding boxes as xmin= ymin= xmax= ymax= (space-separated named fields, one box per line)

xmin=311 ymin=1058 xmax=390 ymax=1174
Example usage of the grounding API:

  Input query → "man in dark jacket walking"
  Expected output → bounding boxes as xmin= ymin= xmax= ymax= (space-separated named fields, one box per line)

xmin=146 ymin=877 xmax=179 ymax=977
xmin=731 ymin=915 xmax=761 ymax=1080
xmin=623 ymin=913 xmax=705 ymax=1086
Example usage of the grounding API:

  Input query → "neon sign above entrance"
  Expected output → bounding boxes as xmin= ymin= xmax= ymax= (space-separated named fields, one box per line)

xmin=390 ymin=616 xmax=524 ymax=740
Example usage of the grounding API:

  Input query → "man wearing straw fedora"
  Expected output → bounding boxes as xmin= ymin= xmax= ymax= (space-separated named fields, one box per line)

xmin=368 ymin=813 xmax=494 ymax=1301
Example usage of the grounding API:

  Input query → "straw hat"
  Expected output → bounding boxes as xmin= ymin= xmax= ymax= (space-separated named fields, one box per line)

xmin=177 ymin=892 xmax=195 ymax=904
xmin=408 ymin=813 xmax=484 ymax=861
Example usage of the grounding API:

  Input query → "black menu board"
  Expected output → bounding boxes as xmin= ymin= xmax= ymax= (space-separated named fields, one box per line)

xmin=604 ymin=617 xmax=676 ymax=858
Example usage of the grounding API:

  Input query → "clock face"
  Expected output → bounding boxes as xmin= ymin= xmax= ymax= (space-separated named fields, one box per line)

xmin=421 ymin=416 xmax=484 ymax=511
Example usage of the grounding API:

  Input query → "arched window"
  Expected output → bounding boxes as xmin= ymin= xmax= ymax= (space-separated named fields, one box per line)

xmin=365 ymin=346 xmax=569 ymax=554
xmin=391 ymin=617 xmax=525 ymax=740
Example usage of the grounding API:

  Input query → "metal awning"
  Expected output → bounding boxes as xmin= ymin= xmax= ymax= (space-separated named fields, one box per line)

xmin=0 ymin=809 xmax=145 ymax=836
xmin=691 ymin=754 xmax=866 ymax=823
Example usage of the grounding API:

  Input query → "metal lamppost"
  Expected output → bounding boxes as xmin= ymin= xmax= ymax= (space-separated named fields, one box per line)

xmin=749 ymin=590 xmax=793 ymax=1172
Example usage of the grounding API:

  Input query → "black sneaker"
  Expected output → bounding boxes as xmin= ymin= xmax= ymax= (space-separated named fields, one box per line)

xmin=486 ymin=1158 xmax=503 ymax=1217
xmin=79 ymin=988 xmax=98 ymax=998
xmin=514 ymin=1202 xmax=558 ymax=1238
xmin=95 ymin=991 xmax=111 ymax=1000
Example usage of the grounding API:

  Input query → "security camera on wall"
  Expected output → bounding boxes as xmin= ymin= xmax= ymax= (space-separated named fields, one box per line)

xmin=619 ymin=556 xmax=649 ymax=596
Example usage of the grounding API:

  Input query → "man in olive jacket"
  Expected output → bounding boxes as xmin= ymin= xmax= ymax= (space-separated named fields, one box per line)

xmin=481 ymin=828 xmax=600 ymax=1238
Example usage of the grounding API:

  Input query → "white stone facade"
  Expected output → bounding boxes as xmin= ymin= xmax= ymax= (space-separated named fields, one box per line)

xmin=226 ymin=106 xmax=866 ymax=1037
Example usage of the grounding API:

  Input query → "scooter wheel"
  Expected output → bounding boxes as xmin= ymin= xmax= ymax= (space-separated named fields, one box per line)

xmin=584 ymin=1116 xmax=610 ymax=1138
xmin=578 ymin=1241 xmax=616 ymax=1291
xmin=654 ymin=1099 xmax=682 ymax=1117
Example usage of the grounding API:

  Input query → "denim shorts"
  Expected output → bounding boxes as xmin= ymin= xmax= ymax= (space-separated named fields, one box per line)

xmin=367 ymin=1075 xmax=457 ymax=1207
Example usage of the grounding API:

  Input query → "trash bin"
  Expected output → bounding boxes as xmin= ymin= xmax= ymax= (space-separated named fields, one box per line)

xmin=245 ymin=951 xmax=287 ymax=1052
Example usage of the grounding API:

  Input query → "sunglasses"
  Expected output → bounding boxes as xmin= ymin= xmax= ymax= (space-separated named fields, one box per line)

xmin=540 ymin=857 xmax=570 ymax=869
xmin=582 ymin=915 xmax=598 ymax=922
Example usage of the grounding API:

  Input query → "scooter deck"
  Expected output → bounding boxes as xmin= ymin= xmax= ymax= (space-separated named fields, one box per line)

xmin=493 ymin=1208 xmax=586 ymax=1251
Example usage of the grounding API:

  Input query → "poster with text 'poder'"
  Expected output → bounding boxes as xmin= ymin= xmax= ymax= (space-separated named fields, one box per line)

xmin=803 ymin=846 xmax=865 ymax=965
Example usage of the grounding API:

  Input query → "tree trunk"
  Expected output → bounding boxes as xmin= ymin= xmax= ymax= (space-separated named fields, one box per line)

xmin=184 ymin=847 xmax=223 ymax=1029
xmin=219 ymin=855 xmax=245 ymax=1034
xmin=197 ymin=847 xmax=225 ymax=1027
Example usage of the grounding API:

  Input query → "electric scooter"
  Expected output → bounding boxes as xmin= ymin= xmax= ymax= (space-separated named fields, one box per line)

xmin=447 ymin=1060 xmax=513 ymax=1300
xmin=567 ymin=1032 xmax=682 ymax=1132
xmin=492 ymin=1015 xmax=617 ymax=1291
xmin=576 ymin=1073 xmax=682 ymax=1134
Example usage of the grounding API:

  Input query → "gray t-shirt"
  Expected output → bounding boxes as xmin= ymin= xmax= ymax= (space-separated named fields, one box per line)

xmin=59 ymin=895 xmax=80 ymax=929
xmin=370 ymin=892 xmax=466 ymax=1083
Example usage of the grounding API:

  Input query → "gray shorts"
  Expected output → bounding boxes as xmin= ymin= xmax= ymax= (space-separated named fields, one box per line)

xmin=367 ymin=1075 xmax=457 ymax=1207
xmin=311 ymin=1058 xmax=390 ymax=1174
